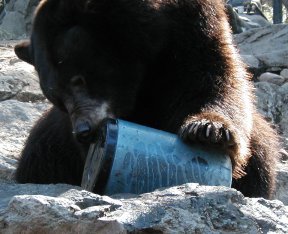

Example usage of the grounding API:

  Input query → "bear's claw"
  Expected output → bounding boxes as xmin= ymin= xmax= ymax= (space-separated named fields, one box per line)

xmin=180 ymin=119 xmax=235 ymax=148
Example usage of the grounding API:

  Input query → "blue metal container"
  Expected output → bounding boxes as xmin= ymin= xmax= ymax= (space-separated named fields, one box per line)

xmin=81 ymin=119 xmax=232 ymax=195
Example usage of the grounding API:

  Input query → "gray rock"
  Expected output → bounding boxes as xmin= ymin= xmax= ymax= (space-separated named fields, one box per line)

xmin=238 ymin=13 xmax=271 ymax=28
xmin=0 ymin=76 xmax=27 ymax=101
xmin=1 ymin=0 xmax=41 ymax=39
xmin=240 ymin=54 xmax=260 ymax=69
xmin=0 ymin=0 xmax=40 ymax=39
xmin=255 ymin=81 xmax=288 ymax=205
xmin=268 ymin=67 xmax=283 ymax=72
xmin=0 ymin=184 xmax=81 ymax=211
xmin=13 ymin=0 xmax=32 ymax=14
xmin=0 ymin=11 xmax=26 ymax=39
xmin=258 ymin=72 xmax=286 ymax=85
xmin=274 ymin=161 xmax=288 ymax=206
xmin=255 ymin=81 xmax=279 ymax=122
xmin=0 ymin=30 xmax=13 ymax=41
xmin=280 ymin=69 xmax=288 ymax=79
xmin=0 ymin=183 xmax=287 ymax=234
xmin=0 ymin=41 xmax=51 ymax=182
xmin=255 ymin=81 xmax=288 ymax=135
xmin=0 ymin=41 xmax=46 ymax=102
xmin=235 ymin=24 xmax=288 ymax=69
xmin=276 ymin=83 xmax=288 ymax=147
xmin=0 ymin=100 xmax=50 ymax=182
xmin=257 ymin=51 xmax=288 ymax=68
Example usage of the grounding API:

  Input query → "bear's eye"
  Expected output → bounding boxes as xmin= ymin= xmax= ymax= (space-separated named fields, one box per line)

xmin=70 ymin=75 xmax=86 ymax=86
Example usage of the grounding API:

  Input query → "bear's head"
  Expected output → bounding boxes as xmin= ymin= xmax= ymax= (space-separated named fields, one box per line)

xmin=15 ymin=0 xmax=163 ymax=142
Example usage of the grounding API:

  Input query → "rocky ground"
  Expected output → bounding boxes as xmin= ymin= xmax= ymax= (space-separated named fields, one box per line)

xmin=1 ymin=183 xmax=288 ymax=233
xmin=0 ymin=17 xmax=288 ymax=234
xmin=235 ymin=25 xmax=288 ymax=206
xmin=0 ymin=40 xmax=50 ymax=184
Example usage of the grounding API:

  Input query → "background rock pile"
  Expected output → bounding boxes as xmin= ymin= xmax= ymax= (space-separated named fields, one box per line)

xmin=0 ymin=0 xmax=39 ymax=39
xmin=234 ymin=24 xmax=288 ymax=206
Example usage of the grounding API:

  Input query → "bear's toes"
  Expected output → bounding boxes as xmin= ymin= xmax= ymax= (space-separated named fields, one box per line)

xmin=179 ymin=118 xmax=236 ymax=149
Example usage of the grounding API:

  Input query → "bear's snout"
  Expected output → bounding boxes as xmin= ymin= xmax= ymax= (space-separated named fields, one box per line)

xmin=66 ymin=98 xmax=113 ymax=143
xmin=73 ymin=121 xmax=93 ymax=143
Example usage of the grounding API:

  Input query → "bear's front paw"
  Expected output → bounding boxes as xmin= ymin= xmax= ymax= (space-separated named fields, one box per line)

xmin=179 ymin=118 xmax=236 ymax=149
xmin=179 ymin=113 xmax=249 ymax=179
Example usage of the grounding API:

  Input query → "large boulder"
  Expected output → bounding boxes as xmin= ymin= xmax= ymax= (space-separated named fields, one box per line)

xmin=0 ymin=100 xmax=49 ymax=182
xmin=235 ymin=24 xmax=288 ymax=71
xmin=255 ymin=81 xmax=288 ymax=144
xmin=0 ymin=0 xmax=39 ymax=39
xmin=255 ymin=81 xmax=288 ymax=205
xmin=0 ymin=183 xmax=288 ymax=234
xmin=0 ymin=40 xmax=45 ymax=102
xmin=0 ymin=41 xmax=50 ymax=182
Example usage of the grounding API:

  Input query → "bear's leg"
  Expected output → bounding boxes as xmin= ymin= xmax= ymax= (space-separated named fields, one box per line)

xmin=232 ymin=114 xmax=279 ymax=199
xmin=15 ymin=107 xmax=87 ymax=185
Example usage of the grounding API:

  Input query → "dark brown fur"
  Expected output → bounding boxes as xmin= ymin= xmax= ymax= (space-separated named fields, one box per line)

xmin=14 ymin=0 xmax=280 ymax=198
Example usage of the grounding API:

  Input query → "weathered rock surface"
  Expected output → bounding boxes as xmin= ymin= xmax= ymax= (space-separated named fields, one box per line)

xmin=0 ymin=41 xmax=50 ymax=183
xmin=275 ymin=158 xmax=288 ymax=206
xmin=0 ymin=100 xmax=50 ymax=182
xmin=258 ymin=72 xmax=287 ymax=85
xmin=0 ymin=0 xmax=39 ymax=39
xmin=255 ymin=81 xmax=288 ymax=206
xmin=0 ymin=183 xmax=288 ymax=234
xmin=235 ymin=24 xmax=288 ymax=70
xmin=0 ymin=41 xmax=45 ymax=102
xmin=255 ymin=81 xmax=288 ymax=148
xmin=233 ymin=25 xmax=288 ymax=207
xmin=280 ymin=68 xmax=288 ymax=79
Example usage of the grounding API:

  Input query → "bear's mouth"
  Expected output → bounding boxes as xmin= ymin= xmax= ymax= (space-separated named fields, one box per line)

xmin=67 ymin=101 xmax=114 ymax=143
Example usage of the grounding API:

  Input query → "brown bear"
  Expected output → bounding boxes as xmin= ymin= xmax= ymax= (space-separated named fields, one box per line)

xmin=14 ymin=0 xmax=280 ymax=198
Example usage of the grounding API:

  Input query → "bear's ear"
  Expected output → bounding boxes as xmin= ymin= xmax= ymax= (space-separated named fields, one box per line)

xmin=14 ymin=41 xmax=33 ymax=65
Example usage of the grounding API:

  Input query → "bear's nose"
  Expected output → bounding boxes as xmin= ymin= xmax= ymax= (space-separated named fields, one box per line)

xmin=73 ymin=121 xmax=92 ymax=142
